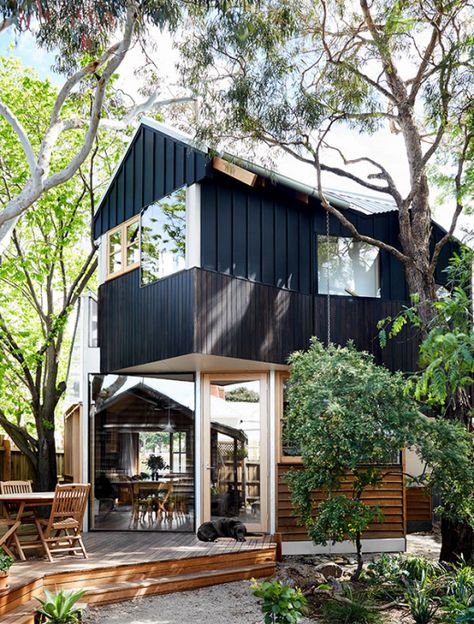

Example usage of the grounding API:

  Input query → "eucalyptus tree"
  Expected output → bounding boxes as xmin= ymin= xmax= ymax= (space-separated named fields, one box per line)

xmin=0 ymin=0 xmax=231 ymax=247
xmin=182 ymin=0 xmax=474 ymax=326
xmin=380 ymin=249 xmax=474 ymax=561
xmin=0 ymin=57 xmax=128 ymax=490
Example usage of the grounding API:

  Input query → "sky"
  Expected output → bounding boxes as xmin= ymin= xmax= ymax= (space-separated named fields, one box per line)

xmin=0 ymin=24 xmax=472 ymax=239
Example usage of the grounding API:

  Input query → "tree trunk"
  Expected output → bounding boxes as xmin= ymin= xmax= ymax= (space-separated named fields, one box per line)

xmin=404 ymin=260 xmax=437 ymax=332
xmin=34 ymin=428 xmax=57 ymax=491
xmin=352 ymin=532 xmax=364 ymax=581
xmin=439 ymin=517 xmax=474 ymax=564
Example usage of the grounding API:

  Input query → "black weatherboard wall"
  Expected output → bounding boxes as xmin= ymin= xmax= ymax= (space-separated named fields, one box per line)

xmin=93 ymin=124 xmax=208 ymax=239
xmin=201 ymin=173 xmax=411 ymax=300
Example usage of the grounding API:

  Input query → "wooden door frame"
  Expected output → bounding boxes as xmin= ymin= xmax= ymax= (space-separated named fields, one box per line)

xmin=201 ymin=373 xmax=269 ymax=532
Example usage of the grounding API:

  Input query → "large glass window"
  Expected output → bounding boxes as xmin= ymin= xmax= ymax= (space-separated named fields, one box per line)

xmin=317 ymin=235 xmax=380 ymax=297
xmin=141 ymin=187 xmax=186 ymax=286
xmin=89 ymin=374 xmax=195 ymax=532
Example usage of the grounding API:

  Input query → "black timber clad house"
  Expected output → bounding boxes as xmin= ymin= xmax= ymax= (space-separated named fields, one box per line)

xmin=94 ymin=119 xmax=456 ymax=374
xmin=89 ymin=118 xmax=457 ymax=550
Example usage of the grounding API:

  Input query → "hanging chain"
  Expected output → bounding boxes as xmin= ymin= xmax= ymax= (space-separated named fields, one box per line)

xmin=326 ymin=208 xmax=331 ymax=346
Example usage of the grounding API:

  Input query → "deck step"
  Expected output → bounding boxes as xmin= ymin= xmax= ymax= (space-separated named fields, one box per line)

xmin=0 ymin=599 xmax=37 ymax=624
xmin=81 ymin=561 xmax=276 ymax=605
xmin=44 ymin=546 xmax=277 ymax=590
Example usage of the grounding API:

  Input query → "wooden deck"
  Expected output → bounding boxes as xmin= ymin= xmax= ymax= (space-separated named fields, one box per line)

xmin=0 ymin=532 xmax=277 ymax=623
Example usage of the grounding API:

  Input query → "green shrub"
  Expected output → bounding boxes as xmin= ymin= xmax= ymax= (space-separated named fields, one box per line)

xmin=36 ymin=588 xmax=86 ymax=623
xmin=405 ymin=572 xmax=438 ymax=624
xmin=0 ymin=549 xmax=13 ymax=573
xmin=250 ymin=579 xmax=307 ymax=624
xmin=456 ymin=606 xmax=474 ymax=623
xmin=322 ymin=597 xmax=382 ymax=624
xmin=402 ymin=556 xmax=444 ymax=583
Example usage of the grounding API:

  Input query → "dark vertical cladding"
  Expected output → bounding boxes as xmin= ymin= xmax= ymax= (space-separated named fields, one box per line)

xmin=200 ymin=179 xmax=314 ymax=295
xmin=99 ymin=267 xmax=419 ymax=373
xmin=98 ymin=269 xmax=194 ymax=372
xmin=93 ymin=125 xmax=208 ymax=239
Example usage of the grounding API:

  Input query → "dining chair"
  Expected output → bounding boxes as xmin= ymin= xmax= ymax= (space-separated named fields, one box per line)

xmin=35 ymin=483 xmax=90 ymax=562
xmin=0 ymin=480 xmax=38 ymax=558
xmin=0 ymin=517 xmax=20 ymax=558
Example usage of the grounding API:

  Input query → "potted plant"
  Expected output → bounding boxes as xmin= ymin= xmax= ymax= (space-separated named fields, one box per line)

xmin=146 ymin=454 xmax=168 ymax=481
xmin=36 ymin=588 xmax=86 ymax=623
xmin=0 ymin=549 xmax=13 ymax=591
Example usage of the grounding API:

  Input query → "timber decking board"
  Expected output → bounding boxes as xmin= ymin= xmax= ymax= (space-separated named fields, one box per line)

xmin=0 ymin=532 xmax=276 ymax=618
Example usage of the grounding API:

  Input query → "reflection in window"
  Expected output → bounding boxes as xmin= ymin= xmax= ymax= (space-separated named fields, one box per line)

xmin=318 ymin=235 xmax=380 ymax=297
xmin=89 ymin=374 xmax=195 ymax=532
xmin=209 ymin=380 xmax=262 ymax=525
xmin=141 ymin=187 xmax=186 ymax=286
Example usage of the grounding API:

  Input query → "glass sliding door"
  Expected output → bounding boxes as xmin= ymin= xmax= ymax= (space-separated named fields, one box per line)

xmin=203 ymin=374 xmax=268 ymax=532
xmin=89 ymin=374 xmax=195 ymax=531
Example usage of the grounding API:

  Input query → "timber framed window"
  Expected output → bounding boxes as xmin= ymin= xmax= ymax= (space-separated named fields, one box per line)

xmin=277 ymin=372 xmax=302 ymax=464
xmin=106 ymin=216 xmax=140 ymax=280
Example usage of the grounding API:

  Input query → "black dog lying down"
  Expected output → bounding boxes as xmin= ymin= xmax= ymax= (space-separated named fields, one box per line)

xmin=197 ymin=518 xmax=250 ymax=542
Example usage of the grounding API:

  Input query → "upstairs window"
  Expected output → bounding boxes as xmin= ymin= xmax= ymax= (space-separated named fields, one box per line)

xmin=106 ymin=217 xmax=140 ymax=280
xmin=141 ymin=187 xmax=186 ymax=286
xmin=317 ymin=235 xmax=380 ymax=298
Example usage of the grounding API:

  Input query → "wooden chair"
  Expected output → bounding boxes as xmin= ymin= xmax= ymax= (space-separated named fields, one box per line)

xmin=0 ymin=481 xmax=32 ymax=496
xmin=0 ymin=518 xmax=20 ymax=558
xmin=35 ymin=483 xmax=90 ymax=562
xmin=0 ymin=480 xmax=37 ymax=558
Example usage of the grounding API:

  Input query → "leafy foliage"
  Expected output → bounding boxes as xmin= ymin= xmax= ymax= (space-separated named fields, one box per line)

xmin=405 ymin=571 xmax=439 ymax=624
xmin=322 ymin=591 xmax=382 ymax=624
xmin=0 ymin=58 xmax=127 ymax=488
xmin=0 ymin=550 xmax=13 ymax=573
xmin=250 ymin=579 xmax=307 ymax=624
xmin=285 ymin=339 xmax=421 ymax=576
xmin=309 ymin=496 xmax=383 ymax=546
xmin=36 ymin=588 xmax=86 ymax=624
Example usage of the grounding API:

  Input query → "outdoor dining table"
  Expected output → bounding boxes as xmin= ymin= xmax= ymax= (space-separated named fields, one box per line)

xmin=0 ymin=491 xmax=55 ymax=561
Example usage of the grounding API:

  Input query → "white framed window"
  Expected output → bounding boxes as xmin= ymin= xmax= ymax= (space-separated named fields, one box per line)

xmin=106 ymin=216 xmax=140 ymax=280
xmin=141 ymin=186 xmax=187 ymax=286
xmin=317 ymin=235 xmax=381 ymax=298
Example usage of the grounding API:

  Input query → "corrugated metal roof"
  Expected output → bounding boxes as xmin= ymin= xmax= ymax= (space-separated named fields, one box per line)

xmin=323 ymin=188 xmax=398 ymax=215
xmin=134 ymin=119 xmax=398 ymax=217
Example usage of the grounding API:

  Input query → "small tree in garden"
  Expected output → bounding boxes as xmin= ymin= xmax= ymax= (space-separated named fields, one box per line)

xmin=285 ymin=340 xmax=421 ymax=580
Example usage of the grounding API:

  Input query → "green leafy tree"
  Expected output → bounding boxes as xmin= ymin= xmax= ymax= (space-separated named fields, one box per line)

xmin=379 ymin=248 xmax=474 ymax=562
xmin=0 ymin=58 xmax=127 ymax=490
xmin=182 ymin=0 xmax=474 ymax=327
xmin=285 ymin=339 xmax=421 ymax=579
xmin=0 ymin=0 xmax=235 ymax=245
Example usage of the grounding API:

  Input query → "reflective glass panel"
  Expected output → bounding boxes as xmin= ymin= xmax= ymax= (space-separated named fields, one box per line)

xmin=318 ymin=235 xmax=380 ymax=297
xmin=141 ymin=187 xmax=186 ymax=285
xmin=89 ymin=374 xmax=195 ymax=532
xmin=208 ymin=380 xmax=262 ymax=525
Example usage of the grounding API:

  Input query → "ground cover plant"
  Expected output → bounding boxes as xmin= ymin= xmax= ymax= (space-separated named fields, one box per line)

xmin=251 ymin=578 xmax=307 ymax=624
xmin=266 ymin=553 xmax=474 ymax=623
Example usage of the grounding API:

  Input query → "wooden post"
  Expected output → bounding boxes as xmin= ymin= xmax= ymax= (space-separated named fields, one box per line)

xmin=3 ymin=439 xmax=11 ymax=481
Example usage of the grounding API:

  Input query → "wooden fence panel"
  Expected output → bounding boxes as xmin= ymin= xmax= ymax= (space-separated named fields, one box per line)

xmin=277 ymin=464 xmax=405 ymax=542
xmin=0 ymin=438 xmax=64 ymax=484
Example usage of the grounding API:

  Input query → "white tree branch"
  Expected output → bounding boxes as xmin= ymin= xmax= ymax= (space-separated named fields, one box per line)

xmin=0 ymin=99 xmax=39 ymax=176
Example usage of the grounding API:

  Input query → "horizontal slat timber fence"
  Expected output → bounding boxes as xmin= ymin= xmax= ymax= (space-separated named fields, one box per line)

xmin=0 ymin=436 xmax=64 ymax=483
xmin=277 ymin=464 xmax=405 ymax=542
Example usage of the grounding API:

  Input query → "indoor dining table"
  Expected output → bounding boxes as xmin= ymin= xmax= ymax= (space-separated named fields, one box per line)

xmin=0 ymin=491 xmax=55 ymax=560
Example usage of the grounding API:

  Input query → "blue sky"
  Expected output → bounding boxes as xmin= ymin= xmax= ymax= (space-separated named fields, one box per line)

xmin=0 ymin=29 xmax=60 ymax=84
